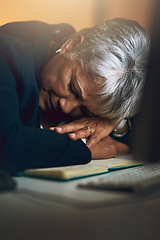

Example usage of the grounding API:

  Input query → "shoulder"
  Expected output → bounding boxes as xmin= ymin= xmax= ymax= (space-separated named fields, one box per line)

xmin=0 ymin=21 xmax=76 ymax=50
xmin=50 ymin=23 xmax=76 ymax=37
xmin=0 ymin=21 xmax=76 ymax=38
xmin=0 ymin=21 xmax=51 ymax=43
xmin=0 ymin=21 xmax=50 ymax=32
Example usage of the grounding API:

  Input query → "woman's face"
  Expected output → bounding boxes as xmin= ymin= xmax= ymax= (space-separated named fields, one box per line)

xmin=39 ymin=53 xmax=100 ymax=118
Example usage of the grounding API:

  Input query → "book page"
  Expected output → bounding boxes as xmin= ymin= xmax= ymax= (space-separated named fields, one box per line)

xmin=24 ymin=157 xmax=143 ymax=180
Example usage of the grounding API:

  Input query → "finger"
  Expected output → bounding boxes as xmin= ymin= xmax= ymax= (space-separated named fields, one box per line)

xmin=86 ymin=133 xmax=103 ymax=148
xmin=68 ymin=126 xmax=93 ymax=140
xmin=86 ymin=126 xmax=113 ymax=148
xmin=53 ymin=122 xmax=84 ymax=134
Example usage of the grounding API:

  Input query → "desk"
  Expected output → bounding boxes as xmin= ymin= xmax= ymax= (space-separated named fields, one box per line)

xmin=0 ymin=155 xmax=160 ymax=240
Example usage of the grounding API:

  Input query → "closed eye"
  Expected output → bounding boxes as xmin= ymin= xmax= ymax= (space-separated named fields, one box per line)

xmin=68 ymin=75 xmax=83 ymax=101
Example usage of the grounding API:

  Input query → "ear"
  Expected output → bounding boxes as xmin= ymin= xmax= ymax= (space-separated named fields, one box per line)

xmin=59 ymin=34 xmax=85 ymax=54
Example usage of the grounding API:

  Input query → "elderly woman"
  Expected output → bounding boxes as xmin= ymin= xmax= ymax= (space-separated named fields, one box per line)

xmin=0 ymin=18 xmax=149 ymax=174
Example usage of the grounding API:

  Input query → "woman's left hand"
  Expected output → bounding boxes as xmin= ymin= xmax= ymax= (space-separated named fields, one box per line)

xmin=50 ymin=117 xmax=118 ymax=148
xmin=89 ymin=136 xmax=116 ymax=159
xmin=89 ymin=136 xmax=129 ymax=159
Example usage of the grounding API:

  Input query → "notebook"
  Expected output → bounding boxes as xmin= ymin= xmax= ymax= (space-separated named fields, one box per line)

xmin=20 ymin=158 xmax=143 ymax=181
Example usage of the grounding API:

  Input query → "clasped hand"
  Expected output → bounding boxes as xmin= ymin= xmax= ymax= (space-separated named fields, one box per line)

xmin=50 ymin=117 xmax=118 ymax=147
xmin=50 ymin=117 xmax=121 ymax=159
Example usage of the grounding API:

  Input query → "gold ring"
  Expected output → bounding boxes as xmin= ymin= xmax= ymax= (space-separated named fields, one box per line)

xmin=87 ymin=126 xmax=92 ymax=135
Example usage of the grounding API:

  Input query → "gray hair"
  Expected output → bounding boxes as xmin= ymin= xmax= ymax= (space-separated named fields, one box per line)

xmin=65 ymin=18 xmax=150 ymax=122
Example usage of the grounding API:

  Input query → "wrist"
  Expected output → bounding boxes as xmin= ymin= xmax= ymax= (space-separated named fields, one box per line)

xmin=112 ymin=118 xmax=132 ymax=137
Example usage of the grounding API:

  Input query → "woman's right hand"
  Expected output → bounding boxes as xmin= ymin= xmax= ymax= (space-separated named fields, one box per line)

xmin=50 ymin=117 xmax=119 ymax=148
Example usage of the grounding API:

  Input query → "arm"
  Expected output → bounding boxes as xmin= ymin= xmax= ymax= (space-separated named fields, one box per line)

xmin=0 ymin=26 xmax=91 ymax=175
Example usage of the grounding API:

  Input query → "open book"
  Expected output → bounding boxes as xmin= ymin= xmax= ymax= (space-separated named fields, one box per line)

xmin=21 ymin=157 xmax=143 ymax=181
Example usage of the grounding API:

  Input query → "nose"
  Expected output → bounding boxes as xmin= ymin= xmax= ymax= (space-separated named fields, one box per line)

xmin=59 ymin=97 xmax=80 ymax=114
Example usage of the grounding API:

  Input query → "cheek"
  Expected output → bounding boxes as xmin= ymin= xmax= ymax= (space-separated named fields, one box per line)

xmin=53 ymin=75 xmax=70 ymax=98
xmin=39 ymin=90 xmax=48 ymax=110
xmin=41 ymin=61 xmax=58 ymax=88
xmin=71 ymin=107 xmax=82 ymax=116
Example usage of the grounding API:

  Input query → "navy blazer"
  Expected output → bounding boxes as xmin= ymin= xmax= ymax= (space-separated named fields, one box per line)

xmin=0 ymin=21 xmax=91 ymax=174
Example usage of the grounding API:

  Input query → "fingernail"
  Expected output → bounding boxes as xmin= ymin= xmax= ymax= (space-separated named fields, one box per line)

xmin=55 ymin=127 xmax=62 ymax=133
xmin=69 ymin=133 xmax=76 ymax=139
xmin=50 ymin=127 xmax=55 ymax=130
